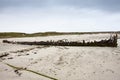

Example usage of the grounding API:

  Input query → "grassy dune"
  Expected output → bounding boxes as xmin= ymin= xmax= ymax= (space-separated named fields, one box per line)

xmin=0 ymin=31 xmax=119 ymax=38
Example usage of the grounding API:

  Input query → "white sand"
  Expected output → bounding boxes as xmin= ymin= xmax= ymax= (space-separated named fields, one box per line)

xmin=0 ymin=33 xmax=120 ymax=80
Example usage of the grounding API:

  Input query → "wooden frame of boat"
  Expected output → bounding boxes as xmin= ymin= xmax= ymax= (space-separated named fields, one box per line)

xmin=3 ymin=34 xmax=118 ymax=47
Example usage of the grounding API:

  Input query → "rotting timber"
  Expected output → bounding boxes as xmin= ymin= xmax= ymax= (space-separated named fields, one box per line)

xmin=3 ymin=34 xmax=118 ymax=47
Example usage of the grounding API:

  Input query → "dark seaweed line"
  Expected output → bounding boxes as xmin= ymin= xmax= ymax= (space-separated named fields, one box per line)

xmin=5 ymin=63 xmax=58 ymax=80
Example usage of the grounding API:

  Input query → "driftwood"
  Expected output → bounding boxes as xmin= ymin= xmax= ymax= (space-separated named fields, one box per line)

xmin=3 ymin=34 xmax=118 ymax=47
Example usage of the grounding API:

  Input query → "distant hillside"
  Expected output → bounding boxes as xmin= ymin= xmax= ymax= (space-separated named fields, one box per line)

xmin=0 ymin=31 xmax=119 ymax=38
xmin=0 ymin=32 xmax=26 ymax=38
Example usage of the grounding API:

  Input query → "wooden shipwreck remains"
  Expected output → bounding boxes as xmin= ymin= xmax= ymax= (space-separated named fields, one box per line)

xmin=3 ymin=34 xmax=118 ymax=47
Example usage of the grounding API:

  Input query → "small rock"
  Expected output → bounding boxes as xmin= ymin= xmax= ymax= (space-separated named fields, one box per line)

xmin=4 ymin=69 xmax=8 ymax=71
xmin=26 ymin=54 xmax=29 ymax=55
xmin=8 ymin=57 xmax=13 ymax=59
xmin=34 ymin=52 xmax=37 ymax=54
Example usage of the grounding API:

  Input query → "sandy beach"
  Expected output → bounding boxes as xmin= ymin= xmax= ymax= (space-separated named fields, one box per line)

xmin=0 ymin=33 xmax=120 ymax=80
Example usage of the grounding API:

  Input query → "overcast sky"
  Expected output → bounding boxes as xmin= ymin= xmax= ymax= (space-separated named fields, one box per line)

xmin=0 ymin=0 xmax=120 ymax=33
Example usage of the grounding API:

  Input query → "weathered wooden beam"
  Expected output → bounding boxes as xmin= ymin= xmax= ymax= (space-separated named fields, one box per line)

xmin=3 ymin=35 xmax=118 ymax=47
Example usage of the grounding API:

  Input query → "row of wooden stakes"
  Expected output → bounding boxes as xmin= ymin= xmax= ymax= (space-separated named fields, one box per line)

xmin=3 ymin=34 xmax=118 ymax=47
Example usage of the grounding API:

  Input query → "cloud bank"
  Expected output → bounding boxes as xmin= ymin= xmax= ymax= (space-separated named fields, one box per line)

xmin=0 ymin=0 xmax=120 ymax=32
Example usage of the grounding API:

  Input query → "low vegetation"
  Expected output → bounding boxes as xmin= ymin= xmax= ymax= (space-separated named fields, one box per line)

xmin=0 ymin=31 xmax=119 ymax=38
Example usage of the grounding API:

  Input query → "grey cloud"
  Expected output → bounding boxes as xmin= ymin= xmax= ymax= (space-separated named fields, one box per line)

xmin=0 ymin=0 xmax=120 ymax=12
xmin=58 ymin=0 xmax=120 ymax=12
xmin=0 ymin=0 xmax=48 ymax=8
